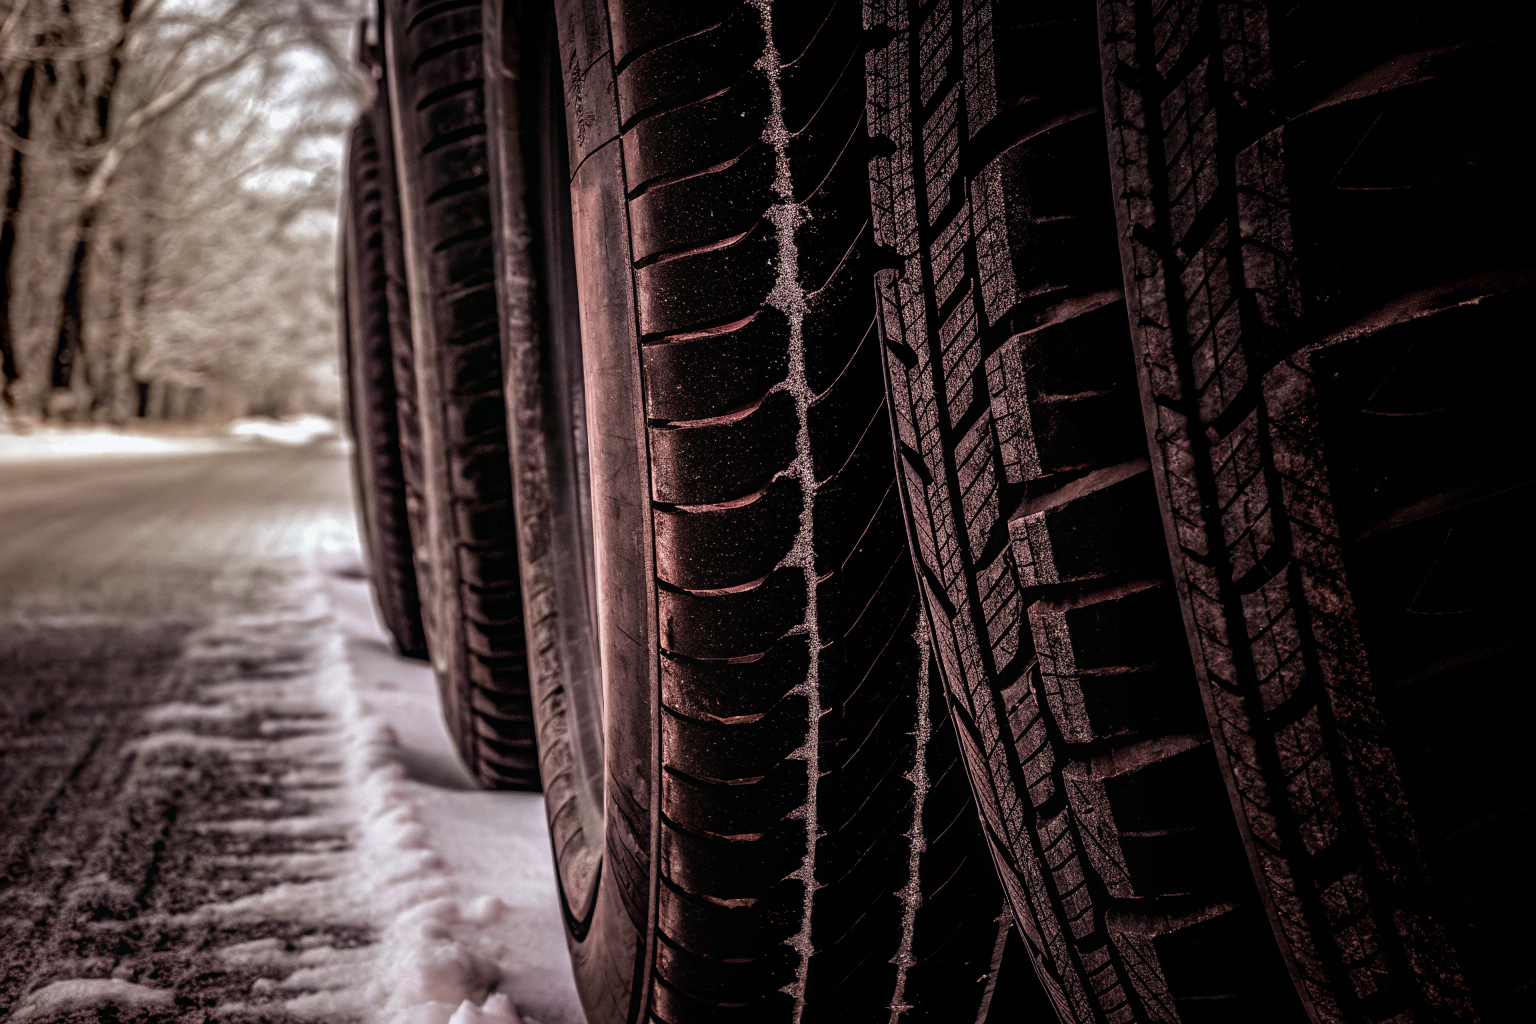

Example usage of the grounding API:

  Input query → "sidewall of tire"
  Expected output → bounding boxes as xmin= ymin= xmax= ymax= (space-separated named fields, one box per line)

xmin=483 ymin=2 xmax=647 ymax=1018
xmin=550 ymin=2 xmax=655 ymax=1018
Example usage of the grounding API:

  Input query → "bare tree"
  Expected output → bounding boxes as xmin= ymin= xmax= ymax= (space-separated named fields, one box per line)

xmin=0 ymin=0 xmax=366 ymax=422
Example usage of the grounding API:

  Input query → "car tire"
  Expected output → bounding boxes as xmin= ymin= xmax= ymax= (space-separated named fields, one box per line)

xmin=864 ymin=2 xmax=1309 ymax=1021
xmin=380 ymin=0 xmax=539 ymax=789
xmin=1097 ymin=2 xmax=1536 ymax=1020
xmin=485 ymin=0 xmax=1052 ymax=1020
xmin=342 ymin=112 xmax=429 ymax=661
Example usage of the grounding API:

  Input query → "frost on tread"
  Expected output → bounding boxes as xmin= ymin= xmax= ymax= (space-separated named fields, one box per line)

xmin=604 ymin=0 xmax=1034 ymax=1020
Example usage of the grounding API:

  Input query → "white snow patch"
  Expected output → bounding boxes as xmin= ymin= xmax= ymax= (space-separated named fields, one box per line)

xmin=85 ymin=551 xmax=581 ymax=1024
xmin=0 ymin=426 xmax=232 ymax=461
xmin=888 ymin=623 xmax=934 ymax=1022
xmin=227 ymin=414 xmax=339 ymax=446
xmin=449 ymin=992 xmax=531 ymax=1024
xmin=9 ymin=978 xmax=173 ymax=1020
xmin=320 ymin=559 xmax=580 ymax=1024
xmin=751 ymin=3 xmax=822 ymax=1020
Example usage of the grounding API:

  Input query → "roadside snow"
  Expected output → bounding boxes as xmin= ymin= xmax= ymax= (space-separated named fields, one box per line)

xmin=0 ymin=426 xmax=232 ymax=461
xmin=321 ymin=558 xmax=581 ymax=1024
xmin=8 ymin=979 xmax=174 ymax=1021
xmin=0 ymin=415 xmax=340 ymax=462
xmin=117 ymin=554 xmax=580 ymax=1023
xmin=228 ymin=414 xmax=339 ymax=445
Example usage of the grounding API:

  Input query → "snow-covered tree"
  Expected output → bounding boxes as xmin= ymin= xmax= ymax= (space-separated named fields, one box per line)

xmin=0 ymin=0 xmax=367 ymax=422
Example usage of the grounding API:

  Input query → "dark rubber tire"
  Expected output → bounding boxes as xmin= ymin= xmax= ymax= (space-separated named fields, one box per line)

xmin=380 ymin=0 xmax=538 ymax=789
xmin=367 ymin=36 xmax=433 ymax=662
xmin=864 ymin=2 xmax=1307 ymax=1022
xmin=342 ymin=114 xmax=429 ymax=660
xmin=1096 ymin=2 xmax=1536 ymax=1022
xmin=510 ymin=1 xmax=1049 ymax=1020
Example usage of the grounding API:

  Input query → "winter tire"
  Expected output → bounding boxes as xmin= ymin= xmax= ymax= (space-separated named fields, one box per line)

xmin=489 ymin=0 xmax=1050 ymax=1020
xmin=380 ymin=0 xmax=538 ymax=789
xmin=864 ymin=2 xmax=1308 ymax=1022
xmin=367 ymin=36 xmax=433 ymax=663
xmin=342 ymin=112 xmax=429 ymax=660
xmin=1097 ymin=2 xmax=1536 ymax=1021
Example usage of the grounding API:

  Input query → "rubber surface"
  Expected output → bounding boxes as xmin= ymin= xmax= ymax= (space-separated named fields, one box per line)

xmin=381 ymin=0 xmax=538 ymax=789
xmin=483 ymin=0 xmax=609 ymax=941
xmin=342 ymin=115 xmax=429 ymax=660
xmin=1096 ymin=2 xmax=1536 ymax=1021
xmin=536 ymin=0 xmax=1049 ymax=1020
xmin=367 ymin=30 xmax=433 ymax=664
xmin=864 ymin=2 xmax=1308 ymax=1022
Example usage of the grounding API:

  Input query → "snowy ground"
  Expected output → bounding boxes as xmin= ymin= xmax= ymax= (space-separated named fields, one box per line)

xmin=320 ymin=555 xmax=582 ymax=1024
xmin=0 ymin=431 xmax=584 ymax=1023
xmin=0 ymin=415 xmax=340 ymax=462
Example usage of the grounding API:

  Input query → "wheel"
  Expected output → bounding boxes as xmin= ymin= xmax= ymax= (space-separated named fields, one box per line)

xmin=488 ymin=0 xmax=1050 ymax=1020
xmin=380 ymin=0 xmax=538 ymax=789
xmin=865 ymin=2 xmax=1308 ymax=1021
xmin=1098 ymin=2 xmax=1536 ymax=1021
xmin=366 ymin=37 xmax=434 ymax=665
xmin=341 ymin=112 xmax=429 ymax=661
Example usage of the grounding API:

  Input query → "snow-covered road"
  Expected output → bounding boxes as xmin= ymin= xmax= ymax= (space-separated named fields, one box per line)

xmin=0 ymin=434 xmax=583 ymax=1023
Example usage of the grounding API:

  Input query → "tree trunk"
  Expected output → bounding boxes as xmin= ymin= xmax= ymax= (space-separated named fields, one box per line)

xmin=48 ymin=0 xmax=136 ymax=408
xmin=0 ymin=65 xmax=34 ymax=398
xmin=50 ymin=216 xmax=90 ymax=392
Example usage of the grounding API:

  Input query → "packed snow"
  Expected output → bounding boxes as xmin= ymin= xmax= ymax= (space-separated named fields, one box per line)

xmin=321 ymin=556 xmax=582 ymax=1024
xmin=0 ymin=429 xmax=580 ymax=1022
xmin=82 ymin=554 xmax=580 ymax=1023
xmin=8 ymin=979 xmax=174 ymax=1021
xmin=171 ymin=554 xmax=584 ymax=1023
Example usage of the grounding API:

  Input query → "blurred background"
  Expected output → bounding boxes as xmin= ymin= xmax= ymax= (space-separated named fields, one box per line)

xmin=0 ymin=0 xmax=364 ymax=430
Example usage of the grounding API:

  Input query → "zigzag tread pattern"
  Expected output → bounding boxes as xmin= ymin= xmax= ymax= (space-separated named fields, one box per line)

xmin=865 ymin=1 xmax=1305 ymax=1021
xmin=383 ymin=0 xmax=536 ymax=789
xmin=344 ymin=112 xmax=430 ymax=660
xmin=1096 ymin=1 xmax=1536 ymax=1020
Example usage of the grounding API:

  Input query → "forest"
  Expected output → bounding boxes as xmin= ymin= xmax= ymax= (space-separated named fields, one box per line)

xmin=0 ymin=0 xmax=363 ymax=425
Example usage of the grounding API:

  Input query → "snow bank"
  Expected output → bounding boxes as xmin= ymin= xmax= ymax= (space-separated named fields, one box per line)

xmin=0 ymin=414 xmax=339 ymax=461
xmin=0 ymin=426 xmax=231 ymax=461
xmin=227 ymin=414 xmax=339 ymax=445
xmin=321 ymin=558 xmax=581 ymax=1024
xmin=118 ymin=556 xmax=580 ymax=1023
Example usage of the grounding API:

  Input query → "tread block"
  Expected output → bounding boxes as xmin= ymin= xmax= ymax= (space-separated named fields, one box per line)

xmin=621 ymin=74 xmax=770 ymax=193
xmin=660 ymin=636 xmax=809 ymax=722
xmin=661 ymin=695 xmax=809 ymax=783
xmin=660 ymin=817 xmax=804 ymax=901
xmin=617 ymin=6 xmax=764 ymax=129
xmin=640 ymin=307 xmax=789 ymax=423
xmin=658 ymin=567 xmax=805 ymax=661
xmin=661 ymin=756 xmax=808 ymax=838
xmin=1009 ymin=466 xmax=1165 ymax=588
xmin=629 ymin=143 xmax=778 ymax=267
xmin=654 ymin=932 xmax=782 ymax=1007
xmin=647 ymin=389 xmax=798 ymax=505
xmin=655 ymin=475 xmax=802 ymax=591
xmin=636 ymin=221 xmax=780 ymax=337
xmin=608 ymin=0 xmax=744 ymax=71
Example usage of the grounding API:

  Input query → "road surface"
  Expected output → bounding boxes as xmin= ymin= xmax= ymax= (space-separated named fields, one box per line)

xmin=0 ymin=437 xmax=579 ymax=1024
